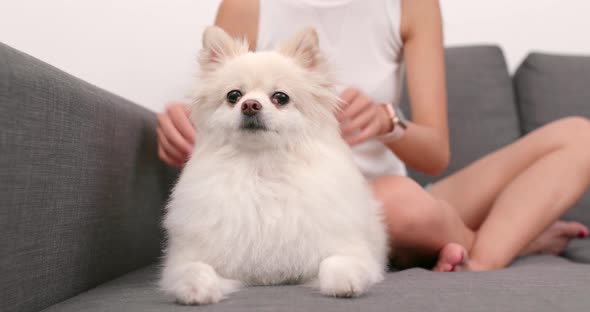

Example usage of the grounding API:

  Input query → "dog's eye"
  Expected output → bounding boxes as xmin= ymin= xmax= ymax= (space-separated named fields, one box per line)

xmin=226 ymin=90 xmax=242 ymax=104
xmin=271 ymin=92 xmax=290 ymax=106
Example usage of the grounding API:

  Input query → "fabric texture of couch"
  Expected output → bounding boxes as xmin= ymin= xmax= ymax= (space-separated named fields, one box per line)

xmin=1 ymin=43 xmax=589 ymax=312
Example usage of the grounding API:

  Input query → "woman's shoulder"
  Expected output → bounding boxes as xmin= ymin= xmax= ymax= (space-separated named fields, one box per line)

xmin=215 ymin=0 xmax=259 ymax=50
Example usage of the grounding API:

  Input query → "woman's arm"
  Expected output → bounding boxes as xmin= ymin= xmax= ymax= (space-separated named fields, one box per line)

xmin=386 ymin=0 xmax=450 ymax=176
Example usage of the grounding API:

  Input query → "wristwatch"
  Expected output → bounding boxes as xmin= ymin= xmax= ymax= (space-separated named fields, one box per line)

xmin=378 ymin=104 xmax=408 ymax=142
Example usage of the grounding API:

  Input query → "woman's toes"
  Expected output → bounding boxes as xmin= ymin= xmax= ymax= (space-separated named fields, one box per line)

xmin=556 ymin=221 xmax=588 ymax=239
xmin=573 ymin=223 xmax=588 ymax=238
xmin=433 ymin=243 xmax=467 ymax=272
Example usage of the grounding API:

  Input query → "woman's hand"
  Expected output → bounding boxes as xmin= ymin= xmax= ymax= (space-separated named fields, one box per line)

xmin=157 ymin=102 xmax=196 ymax=168
xmin=337 ymin=87 xmax=393 ymax=146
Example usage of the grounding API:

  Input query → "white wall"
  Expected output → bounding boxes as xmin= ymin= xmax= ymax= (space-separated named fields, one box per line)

xmin=441 ymin=0 xmax=590 ymax=70
xmin=2 ymin=0 xmax=590 ymax=112
xmin=0 ymin=0 xmax=222 ymax=112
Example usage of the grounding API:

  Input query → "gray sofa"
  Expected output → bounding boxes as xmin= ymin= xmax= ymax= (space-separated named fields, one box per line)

xmin=1 ymin=42 xmax=589 ymax=312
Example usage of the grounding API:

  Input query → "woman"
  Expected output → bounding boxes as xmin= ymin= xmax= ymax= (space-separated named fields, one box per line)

xmin=157 ymin=0 xmax=590 ymax=271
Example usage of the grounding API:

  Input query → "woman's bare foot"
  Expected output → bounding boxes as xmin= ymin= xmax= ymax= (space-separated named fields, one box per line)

xmin=433 ymin=243 xmax=490 ymax=272
xmin=433 ymin=243 xmax=468 ymax=272
xmin=520 ymin=221 xmax=588 ymax=256
xmin=433 ymin=221 xmax=588 ymax=273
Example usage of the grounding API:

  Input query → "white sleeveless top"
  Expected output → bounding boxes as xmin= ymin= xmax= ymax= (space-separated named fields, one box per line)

xmin=257 ymin=0 xmax=407 ymax=178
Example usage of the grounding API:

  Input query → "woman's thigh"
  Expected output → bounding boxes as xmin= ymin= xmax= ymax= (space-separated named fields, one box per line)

xmin=428 ymin=117 xmax=590 ymax=230
xmin=372 ymin=175 xmax=438 ymax=239
xmin=371 ymin=176 xmax=468 ymax=250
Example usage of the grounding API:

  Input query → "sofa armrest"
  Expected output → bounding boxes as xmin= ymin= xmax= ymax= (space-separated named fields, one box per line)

xmin=0 ymin=43 xmax=178 ymax=312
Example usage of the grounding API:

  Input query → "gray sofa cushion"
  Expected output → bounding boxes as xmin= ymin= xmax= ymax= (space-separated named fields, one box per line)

xmin=514 ymin=52 xmax=590 ymax=133
xmin=0 ymin=43 xmax=177 ymax=312
xmin=401 ymin=46 xmax=521 ymax=186
xmin=564 ymin=239 xmax=590 ymax=263
xmin=43 ymin=256 xmax=590 ymax=312
xmin=514 ymin=53 xmax=590 ymax=225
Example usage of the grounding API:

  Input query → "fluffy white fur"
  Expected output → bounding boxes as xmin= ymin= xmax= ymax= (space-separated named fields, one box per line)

xmin=160 ymin=26 xmax=389 ymax=305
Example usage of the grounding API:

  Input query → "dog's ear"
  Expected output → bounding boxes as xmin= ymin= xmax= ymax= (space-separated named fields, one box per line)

xmin=199 ymin=26 xmax=248 ymax=72
xmin=278 ymin=27 xmax=323 ymax=70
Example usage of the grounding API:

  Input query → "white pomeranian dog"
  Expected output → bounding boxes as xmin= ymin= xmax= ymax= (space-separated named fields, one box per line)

xmin=160 ymin=26 xmax=389 ymax=305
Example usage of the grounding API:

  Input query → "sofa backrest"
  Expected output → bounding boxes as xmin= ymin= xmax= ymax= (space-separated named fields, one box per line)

xmin=514 ymin=52 xmax=590 ymax=225
xmin=401 ymin=46 xmax=522 ymax=186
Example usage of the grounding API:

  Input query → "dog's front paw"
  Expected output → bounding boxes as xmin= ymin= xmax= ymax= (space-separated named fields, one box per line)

xmin=318 ymin=256 xmax=374 ymax=298
xmin=162 ymin=262 xmax=224 ymax=305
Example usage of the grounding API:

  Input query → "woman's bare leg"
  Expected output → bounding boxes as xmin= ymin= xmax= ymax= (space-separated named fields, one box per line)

xmin=372 ymin=176 xmax=475 ymax=270
xmin=428 ymin=117 xmax=590 ymax=270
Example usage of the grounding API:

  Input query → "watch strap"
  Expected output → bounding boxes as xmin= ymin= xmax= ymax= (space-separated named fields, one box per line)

xmin=378 ymin=104 xmax=407 ymax=143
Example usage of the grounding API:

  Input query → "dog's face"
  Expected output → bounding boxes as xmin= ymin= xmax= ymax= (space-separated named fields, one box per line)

xmin=191 ymin=26 xmax=339 ymax=149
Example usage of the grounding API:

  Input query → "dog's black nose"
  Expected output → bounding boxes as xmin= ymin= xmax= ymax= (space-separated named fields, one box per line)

xmin=241 ymin=100 xmax=262 ymax=116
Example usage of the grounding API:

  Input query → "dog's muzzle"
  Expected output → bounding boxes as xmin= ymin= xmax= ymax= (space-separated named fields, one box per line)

xmin=240 ymin=115 xmax=267 ymax=131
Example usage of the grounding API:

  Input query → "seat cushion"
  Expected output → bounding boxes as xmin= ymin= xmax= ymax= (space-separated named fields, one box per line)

xmin=43 ymin=256 xmax=590 ymax=312
xmin=401 ymin=46 xmax=521 ymax=186
xmin=564 ymin=239 xmax=590 ymax=263
xmin=514 ymin=52 xmax=590 ymax=225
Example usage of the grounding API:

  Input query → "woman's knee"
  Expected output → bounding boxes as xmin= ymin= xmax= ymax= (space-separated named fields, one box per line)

xmin=544 ymin=116 xmax=590 ymax=146
xmin=372 ymin=176 xmax=440 ymax=236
